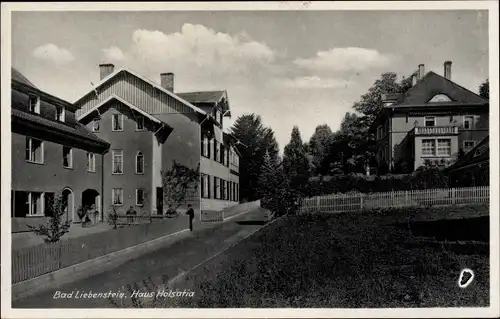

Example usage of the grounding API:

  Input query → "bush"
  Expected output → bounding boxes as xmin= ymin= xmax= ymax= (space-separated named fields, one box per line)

xmin=26 ymin=193 xmax=71 ymax=243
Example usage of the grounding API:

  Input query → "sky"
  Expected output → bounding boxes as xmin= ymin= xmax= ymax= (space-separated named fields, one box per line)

xmin=11 ymin=10 xmax=489 ymax=151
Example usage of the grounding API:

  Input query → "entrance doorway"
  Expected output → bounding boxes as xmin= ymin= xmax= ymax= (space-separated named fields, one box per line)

xmin=62 ymin=188 xmax=74 ymax=223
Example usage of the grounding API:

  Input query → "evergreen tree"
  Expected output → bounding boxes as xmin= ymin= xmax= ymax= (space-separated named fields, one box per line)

xmin=479 ymin=78 xmax=489 ymax=100
xmin=283 ymin=126 xmax=310 ymax=196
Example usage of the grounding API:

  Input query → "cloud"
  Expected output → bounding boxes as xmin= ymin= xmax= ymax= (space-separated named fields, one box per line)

xmin=294 ymin=47 xmax=392 ymax=72
xmin=32 ymin=44 xmax=74 ymax=65
xmin=102 ymin=46 xmax=126 ymax=61
xmin=271 ymin=76 xmax=352 ymax=89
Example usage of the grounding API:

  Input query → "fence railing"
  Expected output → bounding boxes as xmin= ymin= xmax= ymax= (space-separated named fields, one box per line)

xmin=299 ymin=186 xmax=489 ymax=214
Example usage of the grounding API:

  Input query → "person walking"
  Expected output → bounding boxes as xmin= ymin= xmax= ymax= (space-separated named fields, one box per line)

xmin=186 ymin=204 xmax=195 ymax=231
xmin=126 ymin=206 xmax=137 ymax=224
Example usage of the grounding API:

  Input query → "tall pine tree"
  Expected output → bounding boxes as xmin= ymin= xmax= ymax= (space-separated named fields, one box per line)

xmin=283 ymin=126 xmax=310 ymax=196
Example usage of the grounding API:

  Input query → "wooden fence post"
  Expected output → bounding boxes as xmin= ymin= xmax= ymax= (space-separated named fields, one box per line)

xmin=451 ymin=188 xmax=456 ymax=205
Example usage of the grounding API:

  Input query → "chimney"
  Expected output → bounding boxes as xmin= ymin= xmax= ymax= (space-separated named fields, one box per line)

xmin=444 ymin=61 xmax=452 ymax=80
xmin=418 ymin=64 xmax=425 ymax=81
xmin=412 ymin=74 xmax=417 ymax=86
xmin=99 ymin=63 xmax=115 ymax=80
xmin=160 ymin=73 xmax=174 ymax=92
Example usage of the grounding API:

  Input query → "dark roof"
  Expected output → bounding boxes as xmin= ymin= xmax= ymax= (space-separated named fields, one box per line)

xmin=446 ymin=136 xmax=489 ymax=172
xmin=12 ymin=67 xmax=38 ymax=88
xmin=395 ymin=71 xmax=488 ymax=106
xmin=177 ymin=91 xmax=226 ymax=104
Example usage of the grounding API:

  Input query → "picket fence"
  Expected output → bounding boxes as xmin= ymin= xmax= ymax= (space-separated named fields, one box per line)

xmin=299 ymin=186 xmax=489 ymax=214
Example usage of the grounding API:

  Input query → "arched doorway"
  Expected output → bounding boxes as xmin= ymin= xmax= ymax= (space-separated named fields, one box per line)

xmin=62 ymin=188 xmax=74 ymax=223
xmin=82 ymin=189 xmax=101 ymax=223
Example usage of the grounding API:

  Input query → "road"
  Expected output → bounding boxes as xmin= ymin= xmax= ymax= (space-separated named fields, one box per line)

xmin=13 ymin=208 xmax=270 ymax=308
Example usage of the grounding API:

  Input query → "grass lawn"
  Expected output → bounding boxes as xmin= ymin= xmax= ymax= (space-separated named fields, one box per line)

xmin=122 ymin=204 xmax=490 ymax=308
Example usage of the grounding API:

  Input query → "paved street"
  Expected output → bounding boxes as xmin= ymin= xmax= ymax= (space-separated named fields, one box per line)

xmin=13 ymin=208 xmax=270 ymax=308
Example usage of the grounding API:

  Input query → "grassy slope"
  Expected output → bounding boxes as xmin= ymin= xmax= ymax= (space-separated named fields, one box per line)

xmin=152 ymin=205 xmax=490 ymax=308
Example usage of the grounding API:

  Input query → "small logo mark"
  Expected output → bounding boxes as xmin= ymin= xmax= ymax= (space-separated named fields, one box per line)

xmin=458 ymin=268 xmax=474 ymax=288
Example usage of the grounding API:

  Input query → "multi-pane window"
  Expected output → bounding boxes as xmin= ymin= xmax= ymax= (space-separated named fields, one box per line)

xmin=63 ymin=146 xmax=73 ymax=168
xmin=421 ymin=139 xmax=435 ymax=156
xmin=25 ymin=138 xmax=44 ymax=163
xmin=112 ymin=188 xmax=124 ymax=206
xmin=136 ymin=152 xmax=144 ymax=174
xmin=214 ymin=177 xmax=220 ymax=199
xmin=464 ymin=116 xmax=474 ymax=130
xmin=215 ymin=141 xmax=220 ymax=162
xmin=424 ymin=116 xmax=435 ymax=127
xmin=112 ymin=114 xmax=123 ymax=131
xmin=87 ymin=152 xmax=96 ymax=172
xmin=136 ymin=116 xmax=145 ymax=131
xmin=463 ymin=141 xmax=475 ymax=154
xmin=28 ymin=192 xmax=43 ymax=216
xmin=223 ymin=180 xmax=228 ymax=200
xmin=202 ymin=136 xmax=209 ymax=157
xmin=201 ymin=174 xmax=210 ymax=198
xmin=437 ymin=139 xmax=451 ymax=156
xmin=29 ymin=96 xmax=40 ymax=114
xmin=56 ymin=106 xmax=65 ymax=122
xmin=112 ymin=150 xmax=123 ymax=174
xmin=92 ymin=118 xmax=100 ymax=132
xmin=136 ymin=189 xmax=145 ymax=206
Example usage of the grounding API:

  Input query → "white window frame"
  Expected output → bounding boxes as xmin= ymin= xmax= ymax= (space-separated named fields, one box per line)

xmin=92 ymin=118 xmax=100 ymax=132
xmin=136 ymin=115 xmax=145 ymax=131
xmin=63 ymin=146 xmax=73 ymax=168
xmin=87 ymin=152 xmax=96 ymax=172
xmin=202 ymin=174 xmax=209 ymax=198
xmin=437 ymin=139 xmax=452 ymax=156
xmin=29 ymin=95 xmax=40 ymax=114
xmin=112 ymin=114 xmax=124 ymax=132
xmin=112 ymin=188 xmax=124 ymax=206
xmin=56 ymin=106 xmax=65 ymax=122
xmin=424 ymin=116 xmax=435 ymax=127
xmin=112 ymin=150 xmax=124 ymax=174
xmin=202 ymin=136 xmax=209 ymax=157
xmin=136 ymin=151 xmax=144 ymax=174
xmin=26 ymin=137 xmax=44 ymax=164
xmin=463 ymin=140 xmax=476 ymax=153
xmin=136 ymin=189 xmax=145 ymax=206
xmin=421 ymin=139 xmax=436 ymax=156
xmin=27 ymin=191 xmax=44 ymax=216
xmin=463 ymin=115 xmax=474 ymax=130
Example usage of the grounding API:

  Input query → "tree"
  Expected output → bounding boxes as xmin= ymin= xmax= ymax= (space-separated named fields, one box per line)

xmin=230 ymin=114 xmax=280 ymax=201
xmin=283 ymin=126 xmax=310 ymax=196
xmin=161 ymin=161 xmax=200 ymax=213
xmin=479 ymin=78 xmax=489 ymax=99
xmin=308 ymin=124 xmax=335 ymax=175
xmin=27 ymin=192 xmax=71 ymax=243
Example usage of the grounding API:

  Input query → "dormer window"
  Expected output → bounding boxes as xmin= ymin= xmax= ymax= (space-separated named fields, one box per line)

xmin=56 ymin=106 xmax=65 ymax=122
xmin=92 ymin=118 xmax=100 ymax=132
xmin=136 ymin=115 xmax=145 ymax=131
xmin=428 ymin=94 xmax=452 ymax=103
xmin=29 ymin=95 xmax=40 ymax=114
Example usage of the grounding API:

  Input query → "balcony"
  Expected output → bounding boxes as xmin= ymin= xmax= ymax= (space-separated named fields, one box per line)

xmin=413 ymin=126 xmax=458 ymax=136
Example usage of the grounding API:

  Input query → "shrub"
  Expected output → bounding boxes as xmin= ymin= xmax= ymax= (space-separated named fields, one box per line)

xmin=26 ymin=192 xmax=71 ymax=243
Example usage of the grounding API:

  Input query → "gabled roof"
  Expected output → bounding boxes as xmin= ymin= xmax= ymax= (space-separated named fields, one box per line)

xmin=73 ymin=68 xmax=207 ymax=116
xmin=394 ymin=71 xmax=488 ymax=106
xmin=77 ymin=94 xmax=172 ymax=131
xmin=446 ymin=136 xmax=489 ymax=172
xmin=12 ymin=67 xmax=38 ymax=88
xmin=177 ymin=91 xmax=226 ymax=104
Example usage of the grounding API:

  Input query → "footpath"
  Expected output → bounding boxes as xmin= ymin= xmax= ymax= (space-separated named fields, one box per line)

xmin=13 ymin=207 xmax=271 ymax=308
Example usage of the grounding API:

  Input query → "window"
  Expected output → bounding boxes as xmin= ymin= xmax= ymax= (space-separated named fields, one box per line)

xmin=136 ymin=116 xmax=145 ymax=131
xmin=437 ymin=139 xmax=451 ymax=156
xmin=56 ymin=106 xmax=65 ymax=122
xmin=214 ymin=177 xmax=220 ymax=199
xmin=201 ymin=174 xmax=210 ymax=198
xmin=215 ymin=141 xmax=220 ymax=162
xmin=25 ymin=138 xmax=44 ymax=163
xmin=87 ymin=152 xmax=96 ymax=172
xmin=28 ymin=192 xmax=43 ymax=216
xmin=424 ymin=116 xmax=435 ymax=127
xmin=136 ymin=152 xmax=144 ymax=174
xmin=202 ymin=136 xmax=209 ymax=157
xmin=463 ymin=141 xmax=476 ymax=153
xmin=63 ymin=146 xmax=73 ymax=168
xmin=136 ymin=189 xmax=145 ymax=206
xmin=44 ymin=192 xmax=55 ymax=217
xmin=112 ymin=188 xmax=124 ymax=206
xmin=228 ymin=182 xmax=232 ymax=201
xmin=221 ymin=145 xmax=225 ymax=164
xmin=421 ymin=139 xmax=435 ymax=156
xmin=112 ymin=150 xmax=123 ymax=174
xmin=112 ymin=114 xmax=123 ymax=131
xmin=464 ymin=116 xmax=474 ymax=130
xmin=92 ymin=118 xmax=100 ymax=132
xmin=29 ymin=96 xmax=40 ymax=114
xmin=223 ymin=180 xmax=228 ymax=200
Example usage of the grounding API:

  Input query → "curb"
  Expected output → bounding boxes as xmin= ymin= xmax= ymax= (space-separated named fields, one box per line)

xmin=165 ymin=212 xmax=285 ymax=289
xmin=11 ymin=207 xmax=257 ymax=302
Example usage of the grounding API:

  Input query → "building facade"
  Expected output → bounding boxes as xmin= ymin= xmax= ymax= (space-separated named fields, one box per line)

xmin=11 ymin=68 xmax=109 ymax=232
xmin=372 ymin=62 xmax=489 ymax=173
xmin=75 ymin=64 xmax=240 ymax=217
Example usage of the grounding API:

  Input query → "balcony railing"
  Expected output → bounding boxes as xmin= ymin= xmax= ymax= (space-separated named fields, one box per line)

xmin=414 ymin=126 xmax=458 ymax=136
